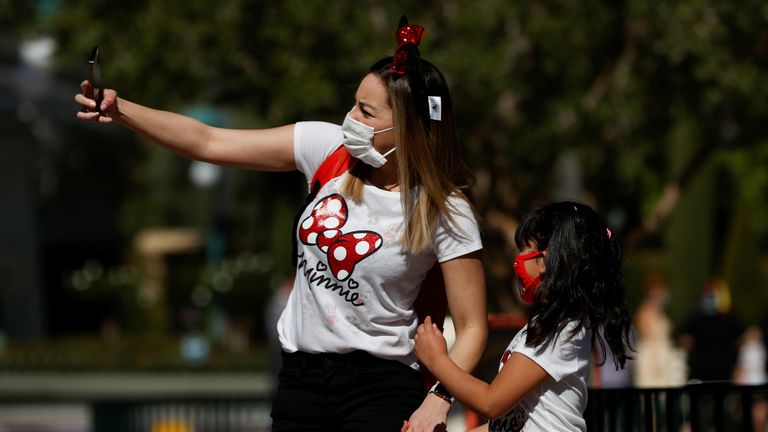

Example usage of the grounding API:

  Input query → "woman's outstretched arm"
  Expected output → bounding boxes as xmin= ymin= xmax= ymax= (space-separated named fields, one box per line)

xmin=75 ymin=80 xmax=295 ymax=171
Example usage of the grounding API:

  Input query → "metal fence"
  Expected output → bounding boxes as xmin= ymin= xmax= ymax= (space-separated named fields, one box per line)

xmin=87 ymin=384 xmax=768 ymax=431
xmin=586 ymin=383 xmax=768 ymax=432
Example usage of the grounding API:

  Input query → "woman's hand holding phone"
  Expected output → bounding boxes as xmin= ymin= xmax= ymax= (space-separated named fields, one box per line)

xmin=76 ymin=80 xmax=118 ymax=123
xmin=75 ymin=46 xmax=118 ymax=123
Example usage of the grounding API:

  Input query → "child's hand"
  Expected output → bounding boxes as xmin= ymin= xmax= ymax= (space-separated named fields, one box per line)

xmin=414 ymin=316 xmax=448 ymax=368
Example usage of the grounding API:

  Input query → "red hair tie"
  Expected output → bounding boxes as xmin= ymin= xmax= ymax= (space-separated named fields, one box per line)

xmin=391 ymin=16 xmax=425 ymax=77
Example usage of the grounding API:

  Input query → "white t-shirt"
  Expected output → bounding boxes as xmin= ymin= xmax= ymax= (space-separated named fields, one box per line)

xmin=277 ymin=121 xmax=483 ymax=368
xmin=489 ymin=322 xmax=591 ymax=432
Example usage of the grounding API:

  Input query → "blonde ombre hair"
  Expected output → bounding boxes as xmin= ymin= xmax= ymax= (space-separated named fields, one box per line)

xmin=342 ymin=57 xmax=475 ymax=253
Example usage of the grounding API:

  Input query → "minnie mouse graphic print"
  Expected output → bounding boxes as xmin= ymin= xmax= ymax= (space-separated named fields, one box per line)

xmin=277 ymin=121 xmax=483 ymax=368
xmin=299 ymin=194 xmax=382 ymax=283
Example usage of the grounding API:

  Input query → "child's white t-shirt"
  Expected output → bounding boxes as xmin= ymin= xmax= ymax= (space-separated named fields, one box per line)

xmin=489 ymin=322 xmax=591 ymax=432
xmin=277 ymin=121 xmax=483 ymax=368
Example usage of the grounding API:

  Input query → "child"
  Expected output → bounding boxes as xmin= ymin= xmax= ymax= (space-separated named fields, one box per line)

xmin=414 ymin=201 xmax=633 ymax=431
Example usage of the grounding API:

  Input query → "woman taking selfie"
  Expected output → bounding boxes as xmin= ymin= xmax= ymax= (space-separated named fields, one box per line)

xmin=75 ymin=17 xmax=487 ymax=432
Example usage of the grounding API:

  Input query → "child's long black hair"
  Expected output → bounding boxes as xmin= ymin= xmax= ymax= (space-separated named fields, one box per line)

xmin=514 ymin=201 xmax=633 ymax=368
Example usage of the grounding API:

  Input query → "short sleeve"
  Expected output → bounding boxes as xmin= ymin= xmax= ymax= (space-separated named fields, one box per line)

xmin=293 ymin=121 xmax=344 ymax=183
xmin=513 ymin=324 xmax=591 ymax=382
xmin=433 ymin=196 xmax=483 ymax=262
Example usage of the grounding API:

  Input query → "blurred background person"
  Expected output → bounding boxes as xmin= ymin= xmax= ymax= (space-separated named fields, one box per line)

xmin=737 ymin=321 xmax=768 ymax=432
xmin=734 ymin=326 xmax=766 ymax=386
xmin=593 ymin=328 xmax=635 ymax=389
xmin=633 ymin=274 xmax=686 ymax=387
xmin=676 ymin=277 xmax=744 ymax=383
xmin=733 ymin=327 xmax=767 ymax=432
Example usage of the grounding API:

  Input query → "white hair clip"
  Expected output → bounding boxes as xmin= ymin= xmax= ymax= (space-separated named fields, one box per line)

xmin=428 ymin=96 xmax=442 ymax=121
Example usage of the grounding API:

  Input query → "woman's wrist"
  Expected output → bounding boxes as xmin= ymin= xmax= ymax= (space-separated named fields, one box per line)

xmin=110 ymin=96 xmax=129 ymax=126
xmin=428 ymin=381 xmax=455 ymax=405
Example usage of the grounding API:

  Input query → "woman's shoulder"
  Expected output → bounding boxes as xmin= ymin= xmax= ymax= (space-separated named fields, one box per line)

xmin=435 ymin=193 xmax=481 ymax=237
xmin=432 ymin=192 xmax=482 ymax=252
xmin=294 ymin=121 xmax=344 ymax=178
xmin=294 ymin=121 xmax=343 ymax=149
xmin=443 ymin=192 xmax=476 ymax=218
xmin=295 ymin=120 xmax=341 ymax=132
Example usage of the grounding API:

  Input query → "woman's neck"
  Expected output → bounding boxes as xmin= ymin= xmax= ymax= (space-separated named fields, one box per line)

xmin=367 ymin=158 xmax=400 ymax=192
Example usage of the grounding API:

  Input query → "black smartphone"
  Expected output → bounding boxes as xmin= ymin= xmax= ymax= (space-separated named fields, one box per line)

xmin=88 ymin=46 xmax=103 ymax=113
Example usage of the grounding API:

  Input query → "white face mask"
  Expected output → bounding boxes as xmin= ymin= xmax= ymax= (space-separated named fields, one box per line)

xmin=341 ymin=112 xmax=395 ymax=168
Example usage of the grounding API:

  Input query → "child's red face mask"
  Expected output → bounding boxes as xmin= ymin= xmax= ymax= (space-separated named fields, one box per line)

xmin=512 ymin=251 xmax=545 ymax=304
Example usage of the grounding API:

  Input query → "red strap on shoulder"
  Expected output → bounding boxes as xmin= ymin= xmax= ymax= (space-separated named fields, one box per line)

xmin=311 ymin=145 xmax=352 ymax=189
xmin=293 ymin=145 xmax=351 ymax=267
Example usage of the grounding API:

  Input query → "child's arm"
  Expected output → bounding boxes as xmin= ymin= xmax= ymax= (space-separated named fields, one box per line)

xmin=414 ymin=317 xmax=549 ymax=420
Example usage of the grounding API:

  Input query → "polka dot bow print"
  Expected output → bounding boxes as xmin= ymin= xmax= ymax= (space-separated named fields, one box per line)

xmin=299 ymin=194 xmax=383 ymax=281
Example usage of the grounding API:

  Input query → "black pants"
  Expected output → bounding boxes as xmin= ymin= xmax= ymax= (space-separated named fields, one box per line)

xmin=271 ymin=350 xmax=425 ymax=431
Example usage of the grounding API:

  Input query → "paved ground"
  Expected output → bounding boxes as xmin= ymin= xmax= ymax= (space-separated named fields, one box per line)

xmin=0 ymin=405 xmax=467 ymax=431
xmin=0 ymin=372 xmax=272 ymax=431
xmin=0 ymin=404 xmax=88 ymax=432
xmin=0 ymin=373 xmax=469 ymax=431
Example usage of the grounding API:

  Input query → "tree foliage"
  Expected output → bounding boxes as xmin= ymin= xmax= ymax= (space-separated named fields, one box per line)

xmin=24 ymin=0 xmax=768 ymax=320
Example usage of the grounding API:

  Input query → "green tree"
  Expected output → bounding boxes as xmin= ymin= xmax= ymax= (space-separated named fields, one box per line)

xmin=26 ymin=0 xmax=768 ymax=324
